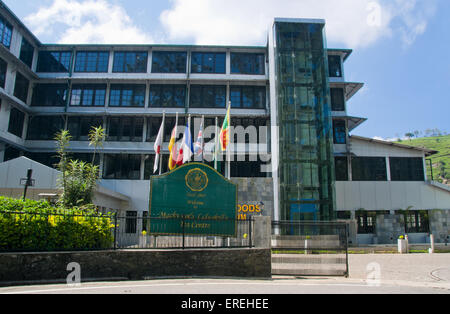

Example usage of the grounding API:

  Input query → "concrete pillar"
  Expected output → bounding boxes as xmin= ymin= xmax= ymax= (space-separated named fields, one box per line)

xmin=252 ymin=216 xmax=272 ymax=249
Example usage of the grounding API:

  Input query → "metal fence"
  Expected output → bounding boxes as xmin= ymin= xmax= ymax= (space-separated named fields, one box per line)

xmin=271 ymin=221 xmax=349 ymax=277
xmin=114 ymin=215 xmax=253 ymax=250
xmin=0 ymin=211 xmax=253 ymax=252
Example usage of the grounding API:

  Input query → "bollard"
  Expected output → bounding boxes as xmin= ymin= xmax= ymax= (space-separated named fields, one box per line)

xmin=429 ymin=234 xmax=435 ymax=254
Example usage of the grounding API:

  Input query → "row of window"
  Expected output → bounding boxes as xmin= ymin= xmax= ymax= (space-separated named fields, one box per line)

xmin=30 ymin=83 xmax=267 ymax=109
xmin=24 ymin=115 xmax=269 ymax=142
xmin=345 ymin=210 xmax=430 ymax=234
xmin=35 ymin=50 xmax=267 ymax=75
xmin=335 ymin=156 xmax=425 ymax=182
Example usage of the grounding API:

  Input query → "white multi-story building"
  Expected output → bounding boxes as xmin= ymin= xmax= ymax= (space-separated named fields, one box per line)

xmin=0 ymin=2 xmax=448 ymax=245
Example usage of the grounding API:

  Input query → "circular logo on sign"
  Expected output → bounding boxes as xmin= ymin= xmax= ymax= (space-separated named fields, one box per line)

xmin=185 ymin=168 xmax=208 ymax=192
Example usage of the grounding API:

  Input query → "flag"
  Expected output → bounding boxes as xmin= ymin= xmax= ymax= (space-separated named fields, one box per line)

xmin=194 ymin=120 xmax=204 ymax=158
xmin=168 ymin=125 xmax=178 ymax=171
xmin=181 ymin=122 xmax=194 ymax=164
xmin=220 ymin=105 xmax=231 ymax=151
xmin=153 ymin=116 xmax=164 ymax=173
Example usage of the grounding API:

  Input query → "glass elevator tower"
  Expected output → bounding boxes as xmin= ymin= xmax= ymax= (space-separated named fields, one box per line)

xmin=269 ymin=19 xmax=336 ymax=222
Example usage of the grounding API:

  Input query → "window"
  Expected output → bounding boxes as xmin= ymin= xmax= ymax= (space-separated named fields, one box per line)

xmin=190 ymin=85 xmax=226 ymax=108
xmin=19 ymin=38 xmax=34 ymax=68
xmin=107 ymin=117 xmax=143 ymax=142
xmin=67 ymin=116 xmax=103 ymax=141
xmin=330 ymin=88 xmax=345 ymax=111
xmin=337 ymin=211 xmax=351 ymax=220
xmin=27 ymin=116 xmax=65 ymax=140
xmin=125 ymin=211 xmax=137 ymax=234
xmin=8 ymin=107 xmax=25 ymax=138
xmin=32 ymin=84 xmax=68 ymax=107
xmin=232 ymin=117 xmax=268 ymax=144
xmin=23 ymin=153 xmax=59 ymax=169
xmin=37 ymin=51 xmax=72 ymax=72
xmin=356 ymin=211 xmax=376 ymax=234
xmin=103 ymin=154 xmax=141 ymax=180
xmin=403 ymin=210 xmax=430 ymax=233
xmin=333 ymin=120 xmax=347 ymax=144
xmin=0 ymin=57 xmax=7 ymax=89
xmin=144 ymin=155 xmax=169 ymax=179
xmin=149 ymin=85 xmax=186 ymax=108
xmin=230 ymin=86 xmax=266 ymax=109
xmin=230 ymin=155 xmax=270 ymax=178
xmin=335 ymin=156 xmax=348 ymax=181
xmin=109 ymin=84 xmax=145 ymax=107
xmin=13 ymin=72 xmax=29 ymax=103
xmin=191 ymin=52 xmax=226 ymax=74
xmin=351 ymin=157 xmax=387 ymax=181
xmin=70 ymin=84 xmax=107 ymax=107
xmin=328 ymin=55 xmax=342 ymax=77
xmin=230 ymin=53 xmax=265 ymax=75
xmin=69 ymin=153 xmax=100 ymax=166
xmin=151 ymin=51 xmax=187 ymax=73
xmin=75 ymin=51 xmax=109 ymax=72
xmin=113 ymin=51 xmax=147 ymax=73
xmin=0 ymin=16 xmax=13 ymax=49
xmin=390 ymin=157 xmax=425 ymax=181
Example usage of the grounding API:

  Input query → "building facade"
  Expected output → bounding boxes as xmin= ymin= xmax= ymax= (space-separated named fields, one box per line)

xmin=0 ymin=2 xmax=449 ymax=244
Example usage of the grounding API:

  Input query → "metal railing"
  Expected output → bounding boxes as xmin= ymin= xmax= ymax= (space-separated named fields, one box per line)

xmin=271 ymin=221 xmax=349 ymax=277
xmin=114 ymin=215 xmax=253 ymax=250
xmin=0 ymin=211 xmax=254 ymax=252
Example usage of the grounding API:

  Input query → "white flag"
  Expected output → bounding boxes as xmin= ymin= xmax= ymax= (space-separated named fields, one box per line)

xmin=153 ymin=117 xmax=165 ymax=173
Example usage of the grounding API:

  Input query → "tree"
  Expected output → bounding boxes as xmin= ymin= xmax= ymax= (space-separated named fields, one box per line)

xmin=404 ymin=132 xmax=414 ymax=141
xmin=55 ymin=127 xmax=105 ymax=208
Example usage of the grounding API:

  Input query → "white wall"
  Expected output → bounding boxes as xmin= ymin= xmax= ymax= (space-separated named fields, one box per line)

xmin=336 ymin=181 xmax=450 ymax=211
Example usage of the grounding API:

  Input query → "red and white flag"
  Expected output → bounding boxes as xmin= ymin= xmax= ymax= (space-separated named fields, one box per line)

xmin=153 ymin=115 xmax=165 ymax=173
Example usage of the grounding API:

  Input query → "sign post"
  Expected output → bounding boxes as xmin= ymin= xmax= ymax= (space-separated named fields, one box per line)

xmin=149 ymin=163 xmax=238 ymax=237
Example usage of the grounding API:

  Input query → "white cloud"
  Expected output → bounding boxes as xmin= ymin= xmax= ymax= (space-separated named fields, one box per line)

xmin=24 ymin=0 xmax=154 ymax=44
xmin=160 ymin=0 xmax=437 ymax=48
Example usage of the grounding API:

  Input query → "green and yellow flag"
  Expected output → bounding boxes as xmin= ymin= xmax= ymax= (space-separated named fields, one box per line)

xmin=220 ymin=105 xmax=231 ymax=151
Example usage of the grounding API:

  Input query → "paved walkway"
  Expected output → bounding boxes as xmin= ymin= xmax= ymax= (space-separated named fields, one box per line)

xmin=347 ymin=253 xmax=450 ymax=284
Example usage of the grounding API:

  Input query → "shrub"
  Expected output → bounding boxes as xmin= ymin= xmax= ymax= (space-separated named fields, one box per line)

xmin=0 ymin=197 xmax=114 ymax=252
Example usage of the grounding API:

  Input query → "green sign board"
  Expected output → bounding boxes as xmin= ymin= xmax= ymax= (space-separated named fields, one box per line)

xmin=149 ymin=163 xmax=238 ymax=236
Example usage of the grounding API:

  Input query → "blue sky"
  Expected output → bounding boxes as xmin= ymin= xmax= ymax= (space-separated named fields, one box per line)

xmin=3 ymin=0 xmax=449 ymax=140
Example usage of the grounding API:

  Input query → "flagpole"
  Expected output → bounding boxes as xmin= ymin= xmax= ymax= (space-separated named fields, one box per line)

xmin=214 ymin=116 xmax=219 ymax=171
xmin=201 ymin=115 xmax=205 ymax=163
xmin=227 ymin=102 xmax=231 ymax=180
xmin=159 ymin=111 xmax=165 ymax=175
xmin=188 ymin=114 xmax=192 ymax=163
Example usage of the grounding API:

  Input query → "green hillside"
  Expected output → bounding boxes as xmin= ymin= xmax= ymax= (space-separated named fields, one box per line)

xmin=395 ymin=135 xmax=450 ymax=184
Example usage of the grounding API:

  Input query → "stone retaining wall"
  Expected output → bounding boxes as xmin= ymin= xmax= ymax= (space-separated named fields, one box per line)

xmin=0 ymin=248 xmax=271 ymax=286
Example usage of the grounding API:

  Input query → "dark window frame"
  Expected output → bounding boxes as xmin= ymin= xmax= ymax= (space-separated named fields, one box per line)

xmin=112 ymin=51 xmax=148 ymax=73
xmin=149 ymin=84 xmax=186 ymax=108
xmin=70 ymin=84 xmax=107 ymax=107
xmin=356 ymin=211 xmax=376 ymax=234
xmin=389 ymin=157 xmax=425 ymax=182
xmin=13 ymin=72 xmax=30 ymax=103
xmin=67 ymin=116 xmax=104 ymax=141
xmin=103 ymin=154 xmax=142 ymax=180
xmin=37 ymin=51 xmax=72 ymax=73
xmin=8 ymin=107 xmax=25 ymax=138
xmin=106 ymin=116 xmax=144 ymax=142
xmin=151 ymin=51 xmax=187 ymax=74
xmin=19 ymin=38 xmax=34 ymax=68
xmin=230 ymin=85 xmax=266 ymax=109
xmin=74 ymin=51 xmax=109 ymax=73
xmin=335 ymin=156 xmax=349 ymax=181
xmin=330 ymin=88 xmax=345 ymax=111
xmin=191 ymin=52 xmax=226 ymax=74
xmin=0 ymin=16 xmax=13 ymax=49
xmin=0 ymin=57 xmax=7 ymax=89
xmin=32 ymin=83 xmax=68 ymax=107
xmin=333 ymin=119 xmax=347 ymax=144
xmin=109 ymin=84 xmax=146 ymax=107
xmin=230 ymin=53 xmax=265 ymax=75
xmin=26 ymin=116 xmax=65 ymax=141
xmin=351 ymin=157 xmax=387 ymax=181
xmin=189 ymin=85 xmax=226 ymax=108
xmin=328 ymin=55 xmax=342 ymax=77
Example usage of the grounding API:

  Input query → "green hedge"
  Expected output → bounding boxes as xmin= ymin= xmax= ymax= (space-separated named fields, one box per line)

xmin=0 ymin=196 xmax=114 ymax=252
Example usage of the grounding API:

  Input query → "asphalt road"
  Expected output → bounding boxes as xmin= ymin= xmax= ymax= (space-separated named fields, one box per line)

xmin=0 ymin=277 xmax=449 ymax=295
